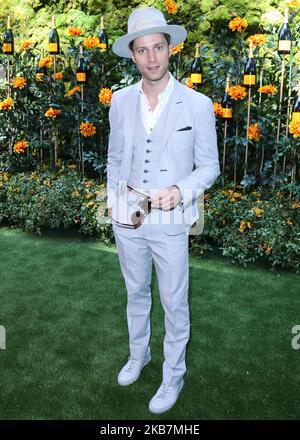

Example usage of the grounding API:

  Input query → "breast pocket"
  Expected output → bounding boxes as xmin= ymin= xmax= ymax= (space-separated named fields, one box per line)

xmin=170 ymin=128 xmax=194 ymax=152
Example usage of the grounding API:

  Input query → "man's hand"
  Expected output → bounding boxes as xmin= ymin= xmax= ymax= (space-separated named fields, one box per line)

xmin=150 ymin=185 xmax=182 ymax=211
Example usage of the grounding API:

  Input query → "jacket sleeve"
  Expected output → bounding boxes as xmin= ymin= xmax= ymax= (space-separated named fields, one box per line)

xmin=174 ymin=97 xmax=220 ymax=211
xmin=106 ymin=92 xmax=124 ymax=209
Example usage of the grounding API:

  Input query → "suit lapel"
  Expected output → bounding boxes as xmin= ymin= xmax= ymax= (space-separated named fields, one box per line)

xmin=157 ymin=78 xmax=186 ymax=158
xmin=122 ymin=83 xmax=139 ymax=181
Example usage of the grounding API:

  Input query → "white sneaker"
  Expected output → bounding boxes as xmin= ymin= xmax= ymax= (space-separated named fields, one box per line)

xmin=117 ymin=349 xmax=151 ymax=386
xmin=149 ymin=379 xmax=184 ymax=414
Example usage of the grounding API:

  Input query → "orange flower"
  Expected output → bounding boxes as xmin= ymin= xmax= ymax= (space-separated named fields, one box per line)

xmin=248 ymin=34 xmax=267 ymax=46
xmin=84 ymin=36 xmax=100 ymax=49
xmin=165 ymin=0 xmax=178 ymax=14
xmin=0 ymin=97 xmax=13 ymax=110
xmin=213 ymin=102 xmax=223 ymax=117
xmin=291 ymin=201 xmax=300 ymax=208
xmin=286 ymin=218 xmax=293 ymax=226
xmin=261 ymin=241 xmax=272 ymax=254
xmin=239 ymin=220 xmax=252 ymax=233
xmin=251 ymin=207 xmax=263 ymax=217
xmin=289 ymin=119 xmax=300 ymax=137
xmin=67 ymin=86 xmax=81 ymax=97
xmin=228 ymin=17 xmax=248 ymax=32
xmin=12 ymin=76 xmax=26 ymax=89
xmin=21 ymin=40 xmax=35 ymax=51
xmin=248 ymin=123 xmax=262 ymax=141
xmin=36 ymin=73 xmax=45 ymax=81
xmin=258 ymin=84 xmax=277 ymax=95
xmin=67 ymin=27 xmax=82 ymax=36
xmin=186 ymin=77 xmax=195 ymax=89
xmin=171 ymin=42 xmax=184 ymax=55
xmin=53 ymin=72 xmax=63 ymax=81
xmin=45 ymin=107 xmax=61 ymax=118
xmin=228 ymin=84 xmax=246 ymax=100
xmin=39 ymin=56 xmax=53 ymax=68
xmin=14 ymin=139 xmax=28 ymax=154
xmin=80 ymin=122 xmax=96 ymax=137
xmin=99 ymin=87 xmax=113 ymax=105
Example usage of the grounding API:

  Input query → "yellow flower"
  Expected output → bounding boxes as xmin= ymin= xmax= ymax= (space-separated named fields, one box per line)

xmin=186 ymin=77 xmax=195 ymax=89
xmin=286 ymin=218 xmax=293 ymax=226
xmin=85 ymin=193 xmax=93 ymax=199
xmin=165 ymin=0 xmax=178 ymax=14
xmin=258 ymin=84 xmax=277 ymax=94
xmin=228 ymin=85 xmax=246 ymax=100
xmin=0 ymin=172 xmax=10 ymax=181
xmin=85 ymin=201 xmax=95 ymax=207
xmin=80 ymin=122 xmax=96 ymax=137
xmin=213 ymin=102 xmax=223 ymax=117
xmin=36 ymin=73 xmax=45 ymax=81
xmin=286 ymin=0 xmax=300 ymax=8
xmin=67 ymin=86 xmax=81 ymax=97
xmin=0 ymin=97 xmax=13 ymax=111
xmin=248 ymin=123 xmax=262 ymax=141
xmin=71 ymin=190 xmax=80 ymax=198
xmin=85 ymin=180 xmax=94 ymax=188
xmin=239 ymin=221 xmax=252 ymax=233
xmin=39 ymin=56 xmax=53 ymax=68
xmin=289 ymin=119 xmax=300 ymax=137
xmin=13 ymin=139 xmax=28 ymax=154
xmin=45 ymin=107 xmax=61 ymax=118
xmin=99 ymin=87 xmax=113 ymax=105
xmin=251 ymin=207 xmax=263 ymax=217
xmin=68 ymin=164 xmax=78 ymax=170
xmin=21 ymin=39 xmax=35 ymax=51
xmin=248 ymin=34 xmax=267 ymax=46
xmin=12 ymin=76 xmax=26 ymax=89
xmin=261 ymin=241 xmax=272 ymax=255
xmin=43 ymin=179 xmax=51 ymax=187
xmin=53 ymin=72 xmax=63 ymax=81
xmin=228 ymin=17 xmax=248 ymax=32
xmin=291 ymin=201 xmax=300 ymax=208
xmin=84 ymin=36 xmax=100 ymax=49
xmin=171 ymin=42 xmax=184 ymax=55
xmin=67 ymin=27 xmax=82 ymax=36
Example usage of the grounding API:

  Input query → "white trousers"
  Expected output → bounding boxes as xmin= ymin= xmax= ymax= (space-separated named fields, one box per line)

xmin=112 ymin=221 xmax=190 ymax=386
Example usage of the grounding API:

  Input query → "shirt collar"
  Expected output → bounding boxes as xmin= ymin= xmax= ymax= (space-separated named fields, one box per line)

xmin=138 ymin=71 xmax=174 ymax=100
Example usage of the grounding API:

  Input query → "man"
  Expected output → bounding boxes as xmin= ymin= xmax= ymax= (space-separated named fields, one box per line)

xmin=106 ymin=6 xmax=220 ymax=414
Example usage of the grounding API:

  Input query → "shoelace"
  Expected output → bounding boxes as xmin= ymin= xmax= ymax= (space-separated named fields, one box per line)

xmin=157 ymin=384 xmax=170 ymax=399
xmin=125 ymin=358 xmax=140 ymax=373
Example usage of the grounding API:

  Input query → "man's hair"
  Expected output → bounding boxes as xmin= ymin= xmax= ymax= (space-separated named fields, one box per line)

xmin=129 ymin=33 xmax=171 ymax=52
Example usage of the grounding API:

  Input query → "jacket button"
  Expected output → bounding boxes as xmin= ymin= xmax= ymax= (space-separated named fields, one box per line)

xmin=143 ymin=180 xmax=149 ymax=183
xmin=144 ymin=169 xmax=149 ymax=173
xmin=146 ymin=139 xmax=152 ymax=143
xmin=145 ymin=159 xmax=150 ymax=163
xmin=145 ymin=149 xmax=152 ymax=153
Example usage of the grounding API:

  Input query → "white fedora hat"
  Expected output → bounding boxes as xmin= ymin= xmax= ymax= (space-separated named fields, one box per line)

xmin=112 ymin=6 xmax=187 ymax=58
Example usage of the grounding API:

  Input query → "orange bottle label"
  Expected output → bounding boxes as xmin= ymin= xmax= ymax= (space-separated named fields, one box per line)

xmin=3 ymin=43 xmax=12 ymax=53
xmin=191 ymin=73 xmax=202 ymax=84
xmin=244 ymin=74 xmax=256 ymax=85
xmin=48 ymin=43 xmax=58 ymax=53
xmin=76 ymin=73 xmax=86 ymax=82
xmin=99 ymin=43 xmax=107 ymax=52
xmin=222 ymin=108 xmax=233 ymax=118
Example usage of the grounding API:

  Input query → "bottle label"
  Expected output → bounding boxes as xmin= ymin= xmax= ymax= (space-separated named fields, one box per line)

xmin=99 ymin=43 xmax=107 ymax=52
xmin=191 ymin=73 xmax=202 ymax=84
xmin=222 ymin=108 xmax=233 ymax=118
xmin=48 ymin=43 xmax=58 ymax=53
xmin=3 ymin=43 xmax=12 ymax=53
xmin=292 ymin=112 xmax=300 ymax=122
xmin=244 ymin=74 xmax=256 ymax=85
xmin=76 ymin=73 xmax=86 ymax=82
xmin=278 ymin=40 xmax=291 ymax=52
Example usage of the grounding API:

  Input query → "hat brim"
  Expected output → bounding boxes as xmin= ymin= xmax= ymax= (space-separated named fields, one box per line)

xmin=112 ymin=25 xmax=187 ymax=58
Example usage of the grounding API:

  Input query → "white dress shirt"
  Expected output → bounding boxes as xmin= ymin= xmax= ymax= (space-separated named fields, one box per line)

xmin=138 ymin=71 xmax=174 ymax=135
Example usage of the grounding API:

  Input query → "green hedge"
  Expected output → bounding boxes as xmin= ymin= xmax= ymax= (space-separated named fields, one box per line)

xmin=1 ymin=166 xmax=299 ymax=272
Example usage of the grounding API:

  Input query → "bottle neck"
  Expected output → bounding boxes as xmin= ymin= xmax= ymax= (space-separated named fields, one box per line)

xmin=100 ymin=16 xmax=104 ymax=29
xmin=7 ymin=15 xmax=11 ymax=30
xmin=284 ymin=8 xmax=289 ymax=24
xmin=194 ymin=44 xmax=200 ymax=58
xmin=52 ymin=16 xmax=56 ymax=29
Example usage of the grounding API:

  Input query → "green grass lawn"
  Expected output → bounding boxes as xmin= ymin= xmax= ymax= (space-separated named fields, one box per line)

xmin=0 ymin=226 xmax=299 ymax=420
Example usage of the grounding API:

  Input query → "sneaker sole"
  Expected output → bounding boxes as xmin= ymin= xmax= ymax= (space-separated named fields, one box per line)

xmin=149 ymin=380 xmax=184 ymax=414
xmin=118 ymin=355 xmax=151 ymax=387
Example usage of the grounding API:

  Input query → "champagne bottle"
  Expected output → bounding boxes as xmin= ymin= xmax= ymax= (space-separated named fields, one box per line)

xmin=98 ymin=16 xmax=108 ymax=52
xmin=3 ymin=15 xmax=14 ymax=55
xmin=191 ymin=43 xmax=202 ymax=90
xmin=48 ymin=15 xmax=60 ymax=55
xmin=222 ymin=77 xmax=233 ymax=119
xmin=278 ymin=8 xmax=292 ymax=55
xmin=243 ymin=42 xmax=256 ymax=87
xmin=76 ymin=45 xmax=87 ymax=84
xmin=292 ymin=81 xmax=300 ymax=122
xmin=36 ymin=49 xmax=47 ymax=80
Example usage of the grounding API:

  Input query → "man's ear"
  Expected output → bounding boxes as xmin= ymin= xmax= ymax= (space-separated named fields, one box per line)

xmin=131 ymin=52 xmax=136 ymax=64
xmin=168 ymin=43 xmax=173 ymax=57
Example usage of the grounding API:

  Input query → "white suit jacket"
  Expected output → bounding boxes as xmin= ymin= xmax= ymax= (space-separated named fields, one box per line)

xmin=106 ymin=73 xmax=220 ymax=234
